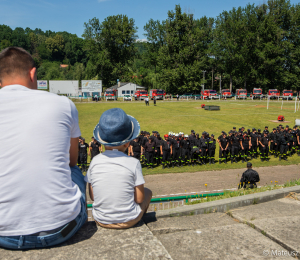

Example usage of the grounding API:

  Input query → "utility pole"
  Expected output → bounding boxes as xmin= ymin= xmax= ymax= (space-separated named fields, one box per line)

xmin=219 ymin=75 xmax=222 ymax=93
xmin=202 ymin=70 xmax=206 ymax=93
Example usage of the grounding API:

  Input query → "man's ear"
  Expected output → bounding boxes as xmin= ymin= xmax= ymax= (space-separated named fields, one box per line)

xmin=29 ymin=67 xmax=36 ymax=82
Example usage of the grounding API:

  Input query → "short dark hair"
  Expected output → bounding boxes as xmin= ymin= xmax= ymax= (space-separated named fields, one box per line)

xmin=0 ymin=47 xmax=36 ymax=82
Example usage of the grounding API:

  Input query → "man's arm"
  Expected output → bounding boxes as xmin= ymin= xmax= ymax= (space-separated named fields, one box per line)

xmin=134 ymin=184 xmax=145 ymax=204
xmin=70 ymin=137 xmax=79 ymax=167
xmin=88 ymin=143 xmax=92 ymax=156
xmin=88 ymin=183 xmax=94 ymax=201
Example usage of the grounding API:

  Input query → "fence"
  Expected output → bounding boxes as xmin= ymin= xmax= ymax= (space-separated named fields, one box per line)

xmin=67 ymin=94 xmax=300 ymax=103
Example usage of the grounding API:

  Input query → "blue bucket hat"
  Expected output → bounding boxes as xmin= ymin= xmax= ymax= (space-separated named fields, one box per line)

xmin=93 ymin=108 xmax=140 ymax=147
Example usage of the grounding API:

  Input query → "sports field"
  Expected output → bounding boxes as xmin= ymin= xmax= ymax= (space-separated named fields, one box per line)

xmin=76 ymin=99 xmax=300 ymax=175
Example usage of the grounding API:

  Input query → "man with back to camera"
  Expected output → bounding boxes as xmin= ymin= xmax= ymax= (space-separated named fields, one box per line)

xmin=0 ymin=47 xmax=87 ymax=250
xmin=89 ymin=136 xmax=102 ymax=160
xmin=238 ymin=162 xmax=260 ymax=189
xmin=79 ymin=137 xmax=89 ymax=172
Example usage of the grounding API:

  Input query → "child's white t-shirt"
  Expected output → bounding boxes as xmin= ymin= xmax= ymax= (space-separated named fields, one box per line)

xmin=85 ymin=150 xmax=145 ymax=224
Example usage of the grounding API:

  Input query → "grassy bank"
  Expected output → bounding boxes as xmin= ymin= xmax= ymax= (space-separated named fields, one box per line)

xmin=185 ymin=178 xmax=300 ymax=206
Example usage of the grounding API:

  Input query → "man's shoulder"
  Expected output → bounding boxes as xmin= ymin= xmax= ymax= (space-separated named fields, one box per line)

xmin=93 ymin=151 xmax=140 ymax=167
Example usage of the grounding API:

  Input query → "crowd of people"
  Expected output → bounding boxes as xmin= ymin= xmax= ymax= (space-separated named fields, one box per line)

xmin=126 ymin=125 xmax=300 ymax=169
xmin=77 ymin=124 xmax=300 ymax=170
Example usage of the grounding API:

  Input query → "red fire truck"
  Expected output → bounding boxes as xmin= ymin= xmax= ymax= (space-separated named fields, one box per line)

xmin=105 ymin=88 xmax=118 ymax=100
xmin=201 ymin=89 xmax=219 ymax=99
xmin=268 ymin=89 xmax=280 ymax=99
xmin=236 ymin=89 xmax=247 ymax=99
xmin=252 ymin=88 xmax=263 ymax=99
xmin=282 ymin=90 xmax=293 ymax=100
xmin=221 ymin=89 xmax=232 ymax=98
xmin=134 ymin=90 xmax=148 ymax=100
xmin=149 ymin=89 xmax=165 ymax=100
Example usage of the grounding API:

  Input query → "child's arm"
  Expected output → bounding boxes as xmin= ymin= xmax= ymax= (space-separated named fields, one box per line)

xmin=134 ymin=184 xmax=145 ymax=204
xmin=88 ymin=183 xmax=94 ymax=201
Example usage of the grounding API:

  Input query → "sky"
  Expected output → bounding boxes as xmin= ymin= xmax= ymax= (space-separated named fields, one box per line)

xmin=1 ymin=0 xmax=299 ymax=40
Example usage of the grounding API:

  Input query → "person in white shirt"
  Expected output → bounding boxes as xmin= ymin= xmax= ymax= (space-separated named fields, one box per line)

xmin=0 ymin=47 xmax=87 ymax=250
xmin=85 ymin=108 xmax=152 ymax=228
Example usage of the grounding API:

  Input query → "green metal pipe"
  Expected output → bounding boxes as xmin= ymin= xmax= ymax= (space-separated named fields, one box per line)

xmin=87 ymin=192 xmax=224 ymax=208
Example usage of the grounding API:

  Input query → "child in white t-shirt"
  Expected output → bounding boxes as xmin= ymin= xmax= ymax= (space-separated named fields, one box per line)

xmin=85 ymin=108 xmax=152 ymax=228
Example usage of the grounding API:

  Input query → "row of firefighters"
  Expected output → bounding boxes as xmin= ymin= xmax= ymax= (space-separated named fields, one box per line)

xmin=77 ymin=124 xmax=300 ymax=170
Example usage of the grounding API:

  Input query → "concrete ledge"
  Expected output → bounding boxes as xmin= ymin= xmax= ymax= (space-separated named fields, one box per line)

xmin=155 ymin=185 xmax=300 ymax=218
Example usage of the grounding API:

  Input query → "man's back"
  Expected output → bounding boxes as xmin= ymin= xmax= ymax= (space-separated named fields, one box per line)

xmin=0 ymin=85 xmax=82 ymax=236
xmin=241 ymin=168 xmax=260 ymax=184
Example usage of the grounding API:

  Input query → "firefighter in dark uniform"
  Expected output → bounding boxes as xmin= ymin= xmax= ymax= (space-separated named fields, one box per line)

xmin=279 ymin=129 xmax=288 ymax=161
xmin=78 ymin=136 xmax=82 ymax=164
xmin=231 ymin=131 xmax=240 ymax=163
xmin=297 ymin=127 xmax=300 ymax=156
xmin=250 ymin=128 xmax=258 ymax=159
xmin=218 ymin=132 xmax=228 ymax=164
xmin=256 ymin=129 xmax=262 ymax=159
xmin=238 ymin=162 xmax=260 ymax=189
xmin=153 ymin=96 xmax=156 ymax=106
xmin=292 ymin=126 xmax=298 ymax=156
xmin=269 ymin=128 xmax=277 ymax=155
xmin=284 ymin=125 xmax=289 ymax=133
xmin=142 ymin=132 xmax=149 ymax=164
xmin=143 ymin=136 xmax=155 ymax=168
xmin=180 ymin=134 xmax=191 ymax=166
xmin=191 ymin=133 xmax=200 ymax=166
xmin=130 ymin=137 xmax=142 ymax=160
xmin=264 ymin=126 xmax=269 ymax=135
xmin=208 ymin=134 xmax=216 ymax=164
xmin=172 ymin=134 xmax=181 ymax=167
xmin=240 ymin=132 xmax=250 ymax=163
xmin=287 ymin=128 xmax=293 ymax=156
xmin=79 ymin=138 xmax=89 ymax=172
xmin=275 ymin=128 xmax=281 ymax=157
xmin=161 ymin=134 xmax=172 ymax=169
xmin=189 ymin=130 xmax=196 ymax=147
xmin=89 ymin=137 xmax=102 ymax=160
xmin=259 ymin=131 xmax=270 ymax=161
xmin=138 ymin=131 xmax=145 ymax=146
xmin=227 ymin=131 xmax=233 ymax=161
xmin=200 ymin=132 xmax=208 ymax=164
xmin=155 ymin=133 xmax=163 ymax=165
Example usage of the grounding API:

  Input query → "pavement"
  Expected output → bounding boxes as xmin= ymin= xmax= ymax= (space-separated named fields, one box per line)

xmin=2 ymin=188 xmax=300 ymax=259
xmin=144 ymin=164 xmax=300 ymax=198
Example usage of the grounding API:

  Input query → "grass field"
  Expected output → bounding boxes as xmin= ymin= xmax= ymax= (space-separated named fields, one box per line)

xmin=76 ymin=99 xmax=300 ymax=175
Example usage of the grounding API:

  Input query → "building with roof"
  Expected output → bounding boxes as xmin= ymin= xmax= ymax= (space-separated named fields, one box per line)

xmin=110 ymin=82 xmax=147 ymax=97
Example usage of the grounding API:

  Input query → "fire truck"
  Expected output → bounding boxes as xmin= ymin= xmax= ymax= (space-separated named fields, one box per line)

xmin=282 ymin=90 xmax=293 ymax=100
xmin=268 ymin=89 xmax=280 ymax=99
xmin=201 ymin=89 xmax=219 ymax=99
xmin=236 ymin=89 xmax=247 ymax=99
xmin=134 ymin=90 xmax=148 ymax=100
xmin=221 ymin=89 xmax=232 ymax=98
xmin=252 ymin=88 xmax=263 ymax=99
xmin=149 ymin=89 xmax=165 ymax=100
xmin=105 ymin=88 xmax=118 ymax=100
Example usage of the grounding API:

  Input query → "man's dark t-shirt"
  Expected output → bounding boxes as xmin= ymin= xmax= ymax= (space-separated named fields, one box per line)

xmin=239 ymin=168 xmax=260 ymax=188
xmin=79 ymin=143 xmax=89 ymax=154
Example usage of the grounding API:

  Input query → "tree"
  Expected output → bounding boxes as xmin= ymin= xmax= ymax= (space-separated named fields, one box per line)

xmin=157 ymin=5 xmax=211 ymax=93
xmin=143 ymin=19 xmax=166 ymax=88
xmin=83 ymin=15 xmax=137 ymax=87
xmin=45 ymin=34 xmax=65 ymax=61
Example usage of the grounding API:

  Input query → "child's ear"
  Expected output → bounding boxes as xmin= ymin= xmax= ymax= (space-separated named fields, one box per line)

xmin=124 ymin=142 xmax=130 ymax=148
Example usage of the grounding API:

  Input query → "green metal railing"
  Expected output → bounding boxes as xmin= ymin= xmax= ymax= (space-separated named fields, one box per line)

xmin=87 ymin=192 xmax=225 ymax=208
